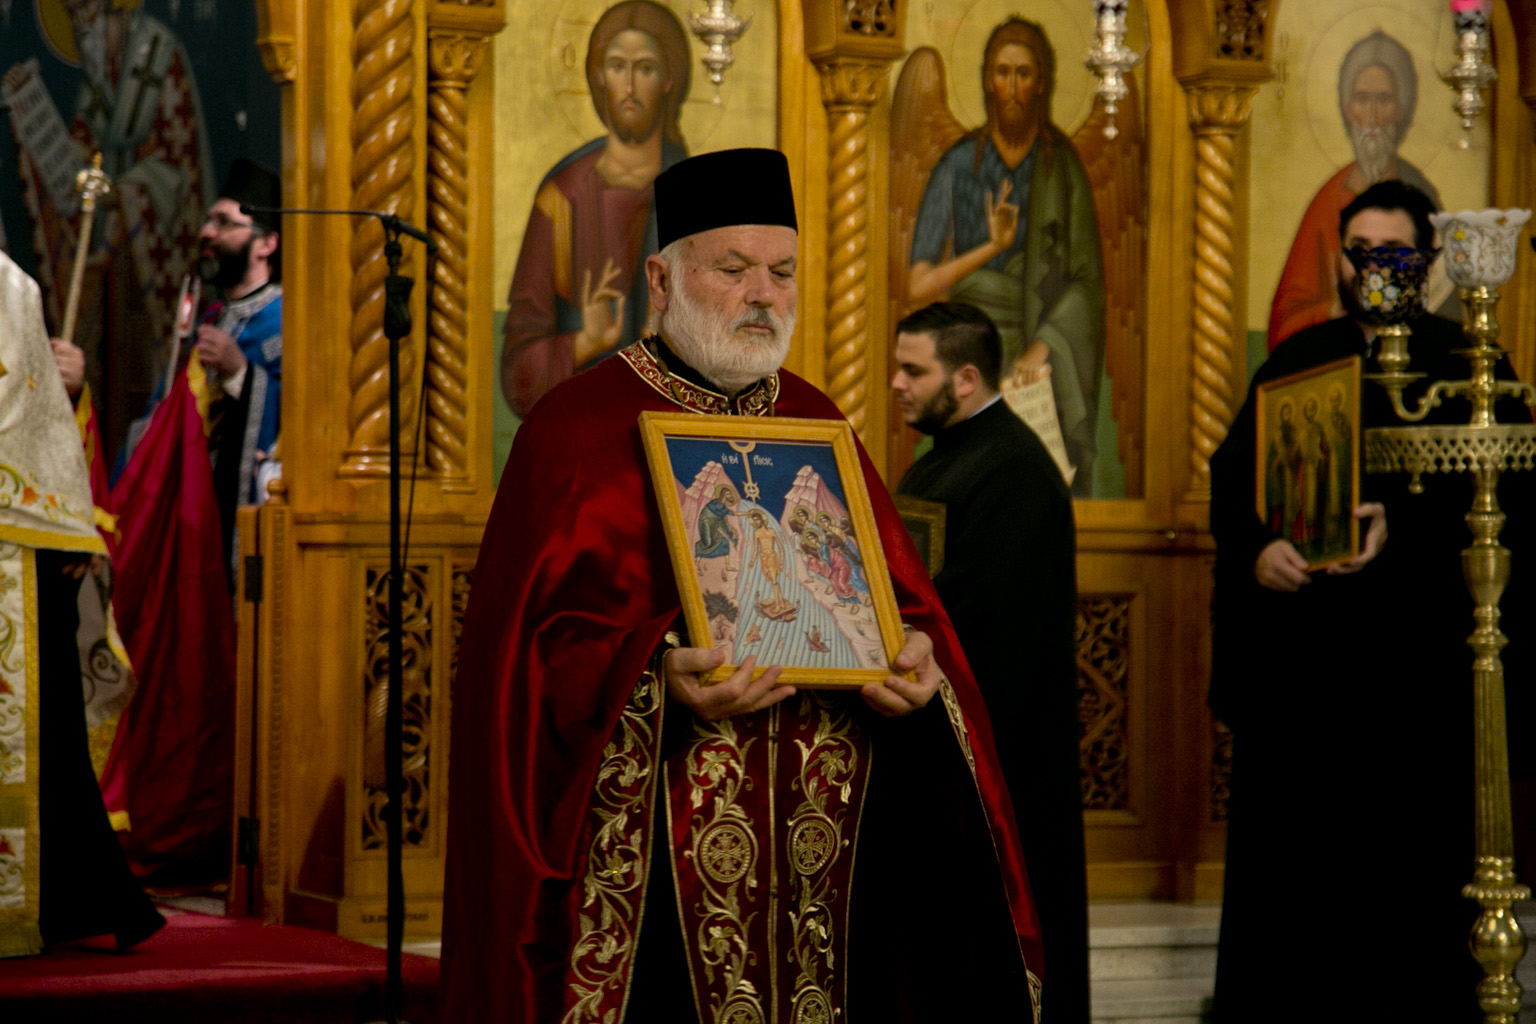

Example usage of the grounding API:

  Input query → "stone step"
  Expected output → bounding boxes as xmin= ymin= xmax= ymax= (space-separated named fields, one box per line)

xmin=1091 ymin=942 xmax=1216 ymax=982
xmin=1089 ymin=902 xmax=1221 ymax=980
xmin=1090 ymin=976 xmax=1212 ymax=1024
xmin=1088 ymin=902 xmax=1219 ymax=1024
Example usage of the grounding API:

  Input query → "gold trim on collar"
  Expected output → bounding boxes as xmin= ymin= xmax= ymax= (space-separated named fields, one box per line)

xmin=618 ymin=339 xmax=779 ymax=417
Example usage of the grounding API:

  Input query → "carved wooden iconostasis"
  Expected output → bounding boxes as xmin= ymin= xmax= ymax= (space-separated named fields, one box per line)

xmin=241 ymin=0 xmax=1536 ymax=940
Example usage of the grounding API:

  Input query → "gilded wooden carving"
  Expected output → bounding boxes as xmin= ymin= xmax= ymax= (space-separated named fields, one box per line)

xmin=264 ymin=509 xmax=288 ymax=911
xmin=844 ymin=0 xmax=897 ymax=37
xmin=1077 ymin=595 xmax=1131 ymax=811
xmin=814 ymin=59 xmax=888 ymax=441
xmin=1185 ymin=85 xmax=1256 ymax=494
xmin=451 ymin=564 xmax=473 ymax=686
xmin=344 ymin=0 xmax=419 ymax=475
xmin=253 ymin=0 xmax=299 ymax=84
xmin=425 ymin=33 xmax=488 ymax=482
xmin=1214 ymin=0 xmax=1270 ymax=62
xmin=362 ymin=564 xmax=434 ymax=851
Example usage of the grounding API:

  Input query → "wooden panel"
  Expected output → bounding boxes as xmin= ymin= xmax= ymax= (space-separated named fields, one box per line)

xmin=1078 ymin=544 xmax=1221 ymax=902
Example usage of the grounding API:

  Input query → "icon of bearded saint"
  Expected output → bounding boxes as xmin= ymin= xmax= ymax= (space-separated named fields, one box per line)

xmin=888 ymin=16 xmax=1145 ymax=499
xmin=1265 ymin=29 xmax=1458 ymax=351
xmin=4 ymin=0 xmax=213 ymax=384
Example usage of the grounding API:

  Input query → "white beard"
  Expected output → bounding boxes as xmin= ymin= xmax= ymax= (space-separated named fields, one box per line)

xmin=660 ymin=279 xmax=794 ymax=394
xmin=1350 ymin=120 xmax=1400 ymax=186
xmin=76 ymin=16 xmax=110 ymax=94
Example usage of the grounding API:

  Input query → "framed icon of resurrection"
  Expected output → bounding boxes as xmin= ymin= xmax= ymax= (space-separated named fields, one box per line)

xmin=1254 ymin=355 xmax=1362 ymax=571
xmin=639 ymin=411 xmax=909 ymax=689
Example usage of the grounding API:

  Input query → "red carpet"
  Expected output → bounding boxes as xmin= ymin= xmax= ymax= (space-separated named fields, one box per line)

xmin=0 ymin=912 xmax=438 ymax=1023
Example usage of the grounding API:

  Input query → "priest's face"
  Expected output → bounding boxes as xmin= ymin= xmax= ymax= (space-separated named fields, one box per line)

xmin=892 ymin=330 xmax=961 ymax=434
xmin=651 ymin=225 xmax=798 ymax=393
xmin=1336 ymin=206 xmax=1417 ymax=320
xmin=198 ymin=198 xmax=262 ymax=290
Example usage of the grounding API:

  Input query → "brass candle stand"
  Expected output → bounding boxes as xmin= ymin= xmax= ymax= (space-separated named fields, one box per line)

xmin=1361 ymin=209 xmax=1536 ymax=1024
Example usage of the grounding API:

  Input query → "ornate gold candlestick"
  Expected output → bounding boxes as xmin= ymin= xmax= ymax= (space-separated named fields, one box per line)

xmin=1362 ymin=208 xmax=1535 ymax=1024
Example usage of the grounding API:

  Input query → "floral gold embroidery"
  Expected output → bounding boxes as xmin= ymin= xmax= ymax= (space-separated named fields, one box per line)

xmin=619 ymin=340 xmax=780 ymax=417
xmin=785 ymin=691 xmax=865 ymax=1021
xmin=561 ymin=670 xmax=662 ymax=1024
xmin=0 ymin=464 xmax=88 ymax=528
xmin=680 ymin=714 xmax=764 ymax=1021
xmin=937 ymin=677 xmax=977 ymax=776
xmin=699 ymin=821 xmax=754 ymax=884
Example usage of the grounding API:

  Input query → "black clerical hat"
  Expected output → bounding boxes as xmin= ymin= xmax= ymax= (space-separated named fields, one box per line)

xmin=654 ymin=148 xmax=797 ymax=250
xmin=220 ymin=158 xmax=281 ymax=232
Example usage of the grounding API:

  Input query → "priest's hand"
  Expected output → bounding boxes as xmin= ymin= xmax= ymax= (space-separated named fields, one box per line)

xmin=1326 ymin=502 xmax=1387 ymax=575
xmin=1254 ymin=539 xmax=1310 ymax=592
xmin=49 ymin=338 xmax=84 ymax=398
xmin=195 ymin=324 xmax=247 ymax=378
xmin=662 ymin=649 xmax=795 ymax=722
xmin=861 ymin=629 xmax=942 ymax=717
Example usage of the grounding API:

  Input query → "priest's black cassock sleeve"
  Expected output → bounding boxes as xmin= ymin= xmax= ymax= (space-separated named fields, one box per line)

xmin=898 ymin=399 xmax=1089 ymax=1024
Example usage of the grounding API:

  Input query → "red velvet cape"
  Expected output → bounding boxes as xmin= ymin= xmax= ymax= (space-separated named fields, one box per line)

xmin=440 ymin=346 xmax=1043 ymax=1020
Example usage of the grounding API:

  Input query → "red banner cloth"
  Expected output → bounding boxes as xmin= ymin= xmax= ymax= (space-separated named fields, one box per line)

xmin=99 ymin=370 xmax=235 ymax=885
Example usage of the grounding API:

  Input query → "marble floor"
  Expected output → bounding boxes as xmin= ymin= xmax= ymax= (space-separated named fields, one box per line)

xmin=361 ymin=899 xmax=1536 ymax=1024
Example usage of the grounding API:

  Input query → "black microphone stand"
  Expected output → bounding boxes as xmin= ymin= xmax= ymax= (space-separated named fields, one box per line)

xmin=243 ymin=204 xmax=424 ymax=1023
xmin=381 ymin=222 xmax=411 ymax=1024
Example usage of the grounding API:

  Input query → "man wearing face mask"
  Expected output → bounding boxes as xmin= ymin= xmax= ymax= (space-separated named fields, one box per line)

xmin=194 ymin=159 xmax=283 ymax=564
xmin=1210 ymin=180 xmax=1535 ymax=1022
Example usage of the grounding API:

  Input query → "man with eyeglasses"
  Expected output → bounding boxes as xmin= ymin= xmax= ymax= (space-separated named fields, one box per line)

xmin=1209 ymin=179 xmax=1534 ymax=1021
xmin=195 ymin=159 xmax=282 ymax=567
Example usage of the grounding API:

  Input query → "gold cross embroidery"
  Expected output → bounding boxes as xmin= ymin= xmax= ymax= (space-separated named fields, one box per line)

xmin=0 ymin=357 xmax=7 ymax=380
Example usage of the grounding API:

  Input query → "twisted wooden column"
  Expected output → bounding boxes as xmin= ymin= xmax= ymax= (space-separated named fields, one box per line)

xmin=813 ymin=59 xmax=886 ymax=441
xmin=424 ymin=32 xmax=485 ymax=484
xmin=343 ymin=0 xmax=417 ymax=475
xmin=1185 ymin=85 xmax=1255 ymax=497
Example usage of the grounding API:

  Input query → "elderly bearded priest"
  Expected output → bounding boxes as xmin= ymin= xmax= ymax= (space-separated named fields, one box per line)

xmin=441 ymin=149 xmax=1045 ymax=1022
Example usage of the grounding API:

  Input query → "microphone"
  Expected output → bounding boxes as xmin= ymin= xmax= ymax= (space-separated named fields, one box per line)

xmin=239 ymin=203 xmax=438 ymax=254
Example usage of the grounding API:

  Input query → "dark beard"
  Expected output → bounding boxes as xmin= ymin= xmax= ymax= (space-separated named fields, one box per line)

xmin=910 ymin=379 xmax=959 ymax=435
xmin=199 ymin=237 xmax=252 ymax=290
xmin=997 ymin=103 xmax=1029 ymax=143
xmin=608 ymin=95 xmax=662 ymax=145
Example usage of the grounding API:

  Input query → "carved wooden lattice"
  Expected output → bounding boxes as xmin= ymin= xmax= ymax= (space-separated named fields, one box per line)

xmin=450 ymin=564 xmax=472 ymax=688
xmin=1215 ymin=0 xmax=1269 ymax=61
xmin=362 ymin=563 xmax=433 ymax=850
xmin=844 ymin=0 xmax=896 ymax=37
xmin=1078 ymin=595 xmax=1131 ymax=810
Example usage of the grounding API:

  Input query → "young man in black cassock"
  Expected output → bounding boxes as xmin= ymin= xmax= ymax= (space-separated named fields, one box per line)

xmin=893 ymin=301 xmax=1088 ymax=1024
xmin=1210 ymin=180 xmax=1534 ymax=1022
